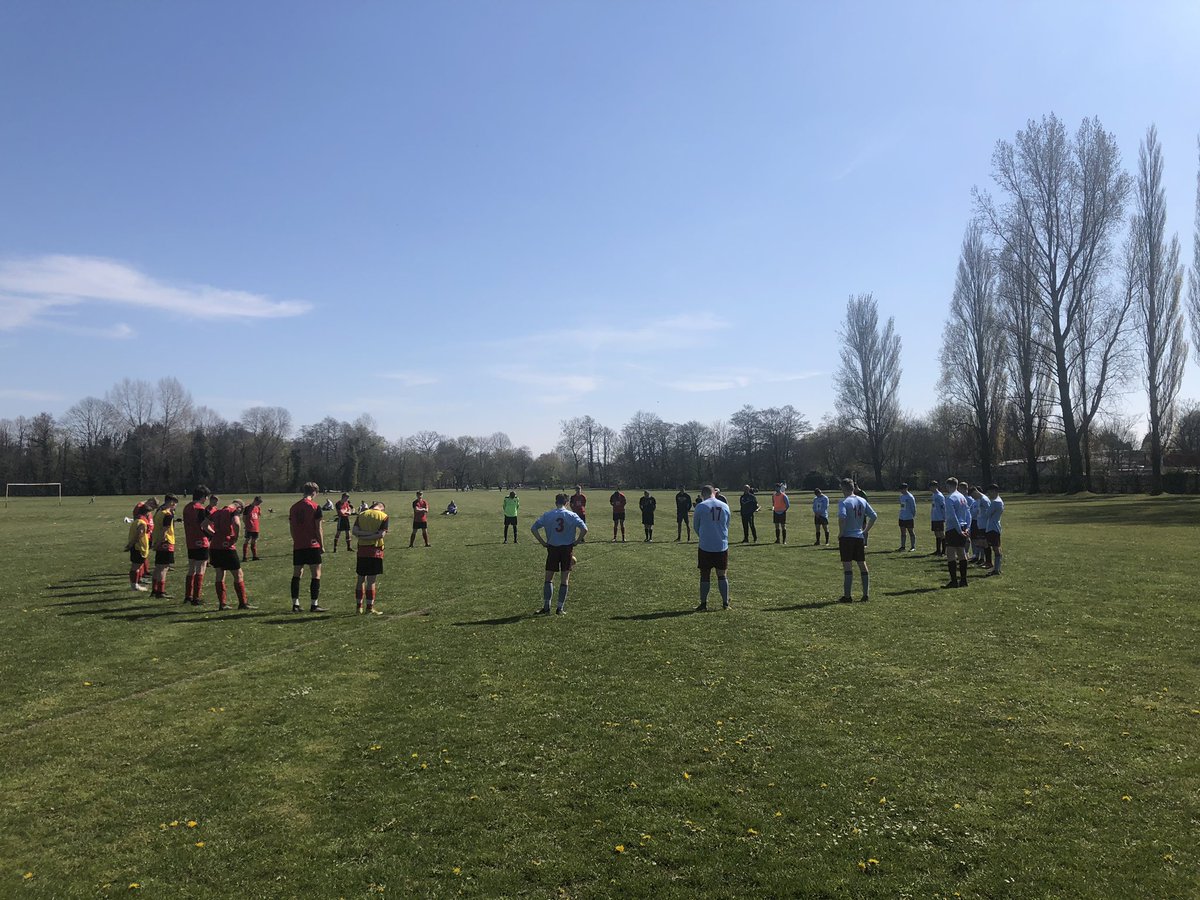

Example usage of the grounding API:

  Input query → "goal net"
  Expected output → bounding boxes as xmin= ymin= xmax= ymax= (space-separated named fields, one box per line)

xmin=4 ymin=482 xmax=63 ymax=507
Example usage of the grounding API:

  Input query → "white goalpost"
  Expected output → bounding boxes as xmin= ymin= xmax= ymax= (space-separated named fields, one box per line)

xmin=4 ymin=482 xmax=63 ymax=508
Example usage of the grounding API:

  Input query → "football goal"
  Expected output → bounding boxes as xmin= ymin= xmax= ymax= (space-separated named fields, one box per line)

xmin=4 ymin=482 xmax=63 ymax=508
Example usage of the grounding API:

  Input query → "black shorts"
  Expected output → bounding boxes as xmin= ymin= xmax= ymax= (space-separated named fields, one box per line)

xmin=210 ymin=548 xmax=241 ymax=571
xmin=676 ymin=509 xmax=690 ymax=523
xmin=187 ymin=548 xmax=210 ymax=562
xmin=613 ymin=511 xmax=625 ymax=522
xmin=813 ymin=515 xmax=828 ymax=526
xmin=412 ymin=520 xmax=428 ymax=530
xmin=697 ymin=548 xmax=729 ymax=572
xmin=945 ymin=529 xmax=968 ymax=548
xmin=986 ymin=530 xmax=1001 ymax=548
xmin=969 ymin=522 xmax=981 ymax=540
xmin=642 ymin=515 xmax=654 ymax=526
xmin=245 ymin=531 xmax=259 ymax=540
xmin=154 ymin=550 xmax=175 ymax=566
xmin=838 ymin=536 xmax=865 ymax=562
xmin=899 ymin=518 xmax=914 ymax=529
xmin=544 ymin=544 xmax=575 ymax=573
xmin=356 ymin=556 xmax=384 ymax=577
xmin=773 ymin=511 xmax=787 ymax=524
xmin=293 ymin=547 xmax=323 ymax=567
xmin=336 ymin=517 xmax=351 ymax=532
xmin=504 ymin=516 xmax=518 ymax=526
xmin=931 ymin=521 xmax=945 ymax=533
xmin=128 ymin=548 xmax=147 ymax=565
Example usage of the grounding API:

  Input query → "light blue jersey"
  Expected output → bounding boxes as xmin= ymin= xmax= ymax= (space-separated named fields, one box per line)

xmin=985 ymin=495 xmax=1004 ymax=533
xmin=812 ymin=494 xmax=829 ymax=517
xmin=898 ymin=492 xmax=916 ymax=520
xmin=693 ymin=497 xmax=731 ymax=552
xmin=974 ymin=495 xmax=992 ymax=528
xmin=944 ymin=491 xmax=971 ymax=530
xmin=838 ymin=495 xmax=878 ymax=539
xmin=532 ymin=507 xmax=587 ymax=546
xmin=930 ymin=490 xmax=946 ymax=523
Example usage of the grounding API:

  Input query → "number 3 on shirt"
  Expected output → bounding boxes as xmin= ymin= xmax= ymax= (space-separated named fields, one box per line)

xmin=555 ymin=516 xmax=565 ymax=533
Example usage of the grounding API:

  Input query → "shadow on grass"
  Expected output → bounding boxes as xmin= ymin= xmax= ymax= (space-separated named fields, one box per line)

xmin=762 ymin=599 xmax=848 ymax=612
xmin=610 ymin=609 xmax=702 ymax=621
xmin=452 ymin=613 xmax=530 ymax=626
xmin=104 ymin=609 xmax=185 ymax=621
xmin=50 ymin=573 xmax=127 ymax=584
xmin=883 ymin=587 xmax=941 ymax=597
xmin=49 ymin=593 xmax=128 ymax=605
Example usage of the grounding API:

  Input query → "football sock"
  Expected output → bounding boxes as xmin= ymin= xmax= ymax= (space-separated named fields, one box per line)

xmin=947 ymin=561 xmax=957 ymax=582
xmin=781 ymin=527 xmax=787 ymax=543
xmin=194 ymin=572 xmax=205 ymax=600
xmin=717 ymin=576 xmax=729 ymax=606
xmin=367 ymin=585 xmax=376 ymax=605
xmin=356 ymin=584 xmax=364 ymax=602
xmin=310 ymin=578 xmax=321 ymax=601
xmin=242 ymin=541 xmax=248 ymax=559
xmin=556 ymin=583 xmax=568 ymax=611
xmin=290 ymin=576 xmax=300 ymax=601
xmin=543 ymin=582 xmax=553 ymax=607
xmin=958 ymin=561 xmax=968 ymax=584
xmin=234 ymin=581 xmax=247 ymax=604
xmin=844 ymin=571 xmax=853 ymax=597
xmin=861 ymin=571 xmax=870 ymax=596
xmin=993 ymin=551 xmax=1002 ymax=574
xmin=699 ymin=580 xmax=711 ymax=606
xmin=216 ymin=582 xmax=227 ymax=606
xmin=985 ymin=547 xmax=993 ymax=567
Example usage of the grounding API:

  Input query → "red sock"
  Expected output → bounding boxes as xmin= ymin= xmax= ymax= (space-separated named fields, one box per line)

xmin=235 ymin=581 xmax=246 ymax=604
xmin=216 ymin=581 xmax=226 ymax=606
xmin=153 ymin=578 xmax=161 ymax=594
xmin=242 ymin=542 xmax=248 ymax=560
xmin=367 ymin=585 xmax=376 ymax=604
xmin=355 ymin=584 xmax=364 ymax=602
xmin=195 ymin=572 xmax=205 ymax=600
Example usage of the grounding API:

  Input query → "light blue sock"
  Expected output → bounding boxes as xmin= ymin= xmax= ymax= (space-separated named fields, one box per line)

xmin=717 ymin=576 xmax=729 ymax=606
xmin=699 ymin=580 xmax=711 ymax=605
xmin=843 ymin=571 xmax=853 ymax=598
xmin=861 ymin=571 xmax=870 ymax=597
xmin=557 ymin=583 xmax=568 ymax=610
xmin=542 ymin=582 xmax=552 ymax=609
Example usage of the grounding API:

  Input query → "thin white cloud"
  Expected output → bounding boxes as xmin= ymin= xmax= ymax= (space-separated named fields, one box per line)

xmin=0 ymin=387 xmax=63 ymax=402
xmin=0 ymin=254 xmax=311 ymax=333
xmin=661 ymin=368 xmax=825 ymax=393
xmin=524 ymin=311 xmax=729 ymax=353
xmin=382 ymin=371 xmax=439 ymax=387
xmin=494 ymin=365 xmax=599 ymax=394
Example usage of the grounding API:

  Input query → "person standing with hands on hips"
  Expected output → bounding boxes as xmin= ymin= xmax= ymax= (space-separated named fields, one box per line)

xmin=531 ymin=493 xmax=588 ymax=616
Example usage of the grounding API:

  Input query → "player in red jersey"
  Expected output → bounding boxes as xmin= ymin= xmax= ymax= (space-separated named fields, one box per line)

xmin=289 ymin=482 xmax=326 ymax=612
xmin=569 ymin=486 xmax=587 ymax=542
xmin=333 ymin=493 xmax=353 ymax=552
xmin=242 ymin=496 xmax=263 ymax=561
xmin=181 ymin=486 xmax=213 ymax=605
xmin=209 ymin=500 xmax=252 ymax=610
xmin=129 ymin=497 xmax=158 ymax=584
xmin=353 ymin=502 xmax=389 ymax=614
xmin=609 ymin=486 xmax=627 ymax=542
xmin=151 ymin=494 xmax=178 ymax=598
xmin=409 ymin=490 xmax=430 ymax=547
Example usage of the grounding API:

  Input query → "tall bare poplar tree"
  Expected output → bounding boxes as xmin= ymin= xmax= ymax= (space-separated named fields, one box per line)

xmin=834 ymin=293 xmax=901 ymax=489
xmin=1129 ymin=126 xmax=1188 ymax=493
xmin=940 ymin=223 xmax=1008 ymax=483
xmin=977 ymin=114 xmax=1131 ymax=490
xmin=1189 ymin=136 xmax=1200 ymax=357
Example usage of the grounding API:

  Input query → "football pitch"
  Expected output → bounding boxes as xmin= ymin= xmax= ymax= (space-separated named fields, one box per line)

xmin=1 ymin=492 xmax=1197 ymax=898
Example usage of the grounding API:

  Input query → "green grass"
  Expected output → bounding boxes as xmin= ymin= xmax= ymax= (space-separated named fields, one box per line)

xmin=1 ymin=491 xmax=1197 ymax=898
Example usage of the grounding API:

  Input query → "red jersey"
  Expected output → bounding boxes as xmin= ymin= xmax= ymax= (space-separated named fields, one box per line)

xmin=570 ymin=492 xmax=586 ymax=516
xmin=610 ymin=491 xmax=626 ymax=514
xmin=336 ymin=499 xmax=352 ymax=520
xmin=154 ymin=508 xmax=176 ymax=552
xmin=289 ymin=497 xmax=323 ymax=549
xmin=182 ymin=501 xmax=211 ymax=550
xmin=210 ymin=506 xmax=241 ymax=550
xmin=412 ymin=498 xmax=429 ymax=523
xmin=245 ymin=503 xmax=261 ymax=533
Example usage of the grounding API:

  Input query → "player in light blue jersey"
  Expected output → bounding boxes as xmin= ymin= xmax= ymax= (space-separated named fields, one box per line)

xmin=984 ymin=484 xmax=1004 ymax=576
xmin=941 ymin=477 xmax=972 ymax=588
xmin=837 ymin=478 xmax=877 ymax=602
xmin=811 ymin=489 xmax=830 ymax=545
xmin=896 ymin=483 xmax=917 ymax=551
xmin=530 ymin=493 xmax=588 ymax=615
xmin=692 ymin=485 xmax=731 ymax=611
xmin=929 ymin=480 xmax=946 ymax=556
xmin=969 ymin=486 xmax=991 ymax=566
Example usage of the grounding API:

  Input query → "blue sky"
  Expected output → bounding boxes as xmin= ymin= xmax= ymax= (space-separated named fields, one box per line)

xmin=2 ymin=1 xmax=1198 ymax=452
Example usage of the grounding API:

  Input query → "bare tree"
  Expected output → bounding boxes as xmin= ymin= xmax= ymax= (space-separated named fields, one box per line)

xmin=727 ymin=405 xmax=761 ymax=484
xmin=107 ymin=378 xmax=157 ymax=491
xmin=1189 ymin=137 xmax=1200 ymax=357
xmin=977 ymin=114 xmax=1131 ymax=490
xmin=833 ymin=293 xmax=902 ymax=489
xmin=242 ymin=406 xmax=293 ymax=491
xmin=407 ymin=430 xmax=443 ymax=489
xmin=1129 ymin=126 xmax=1188 ymax=493
xmin=557 ymin=418 xmax=587 ymax=480
xmin=940 ymin=223 xmax=1008 ymax=482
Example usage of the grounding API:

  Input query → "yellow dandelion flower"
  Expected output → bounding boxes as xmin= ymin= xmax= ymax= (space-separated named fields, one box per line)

xmin=629 ymin=781 xmax=638 ymax=788
xmin=774 ymin=811 xmax=782 ymax=817
xmin=867 ymin=776 xmax=876 ymax=784
xmin=1163 ymin=853 xmax=1174 ymax=862
xmin=952 ymin=803 xmax=961 ymax=810
xmin=195 ymin=841 xmax=205 ymax=848
xmin=129 ymin=884 xmax=140 ymax=890
xmin=186 ymin=821 xmax=198 ymax=828
xmin=452 ymin=866 xmax=462 ymax=875
xmin=1121 ymin=795 xmax=1132 ymax=802
xmin=420 ymin=762 xmax=428 ymax=769
xmin=83 ymin=682 xmax=92 ymax=686
xmin=614 ymin=844 xmax=625 ymax=853
xmin=682 ymin=772 xmax=690 ymax=780
xmin=411 ymin=753 xmax=418 ymax=758
xmin=370 ymin=745 xmax=382 ymax=752
xmin=857 ymin=861 xmax=867 ymax=871
xmin=868 ymin=858 xmax=879 ymax=865
xmin=747 ymin=828 xmax=759 ymax=835
xmin=23 ymin=872 xmax=34 ymax=880
xmin=640 ymin=833 xmax=652 ymax=841
xmin=878 ymin=797 xmax=887 ymax=805
xmin=169 ymin=821 xmax=179 ymax=827
xmin=819 ymin=782 xmax=827 ymax=789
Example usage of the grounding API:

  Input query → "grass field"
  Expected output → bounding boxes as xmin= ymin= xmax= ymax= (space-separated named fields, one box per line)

xmin=1 ymin=490 xmax=1197 ymax=898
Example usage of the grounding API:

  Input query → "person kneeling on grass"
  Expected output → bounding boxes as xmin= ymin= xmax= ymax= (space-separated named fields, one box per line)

xmin=353 ymin=502 xmax=389 ymax=614
xmin=530 ymin=493 xmax=587 ymax=616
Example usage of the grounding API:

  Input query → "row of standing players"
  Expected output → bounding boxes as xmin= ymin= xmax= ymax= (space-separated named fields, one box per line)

xmin=122 ymin=479 xmax=1004 ymax=615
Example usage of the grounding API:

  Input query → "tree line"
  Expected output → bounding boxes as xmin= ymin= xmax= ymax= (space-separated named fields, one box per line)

xmin=4 ymin=113 xmax=1200 ymax=496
